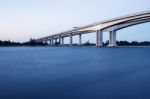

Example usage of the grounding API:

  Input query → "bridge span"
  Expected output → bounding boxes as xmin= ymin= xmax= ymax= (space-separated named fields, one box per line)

xmin=34 ymin=11 xmax=150 ymax=47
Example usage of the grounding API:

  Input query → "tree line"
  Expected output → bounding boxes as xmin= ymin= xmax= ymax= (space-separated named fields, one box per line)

xmin=0 ymin=39 xmax=48 ymax=46
xmin=0 ymin=39 xmax=150 ymax=46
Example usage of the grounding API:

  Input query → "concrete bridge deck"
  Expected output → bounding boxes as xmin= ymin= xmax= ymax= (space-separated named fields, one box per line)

xmin=34 ymin=11 xmax=150 ymax=47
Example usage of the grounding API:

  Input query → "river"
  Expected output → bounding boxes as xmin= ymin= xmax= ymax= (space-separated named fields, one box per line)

xmin=0 ymin=47 xmax=150 ymax=99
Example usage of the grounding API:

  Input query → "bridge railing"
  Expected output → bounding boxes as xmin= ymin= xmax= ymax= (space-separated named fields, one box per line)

xmin=76 ymin=10 xmax=150 ymax=30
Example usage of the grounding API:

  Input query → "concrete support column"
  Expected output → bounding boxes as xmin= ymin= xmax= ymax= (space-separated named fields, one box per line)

xmin=59 ymin=35 xmax=61 ymax=45
xmin=55 ymin=38 xmax=57 ymax=44
xmin=96 ymin=30 xmax=103 ymax=47
xmin=49 ymin=39 xmax=52 ymax=45
xmin=109 ymin=31 xmax=117 ymax=47
xmin=52 ymin=38 xmax=54 ymax=45
xmin=61 ymin=37 xmax=64 ymax=45
xmin=109 ymin=31 xmax=112 ymax=46
xmin=51 ymin=38 xmax=54 ymax=45
xmin=70 ymin=34 xmax=73 ymax=46
xmin=79 ymin=34 xmax=82 ymax=46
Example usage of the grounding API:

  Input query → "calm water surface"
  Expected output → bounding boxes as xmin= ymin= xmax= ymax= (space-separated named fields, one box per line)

xmin=0 ymin=47 xmax=150 ymax=99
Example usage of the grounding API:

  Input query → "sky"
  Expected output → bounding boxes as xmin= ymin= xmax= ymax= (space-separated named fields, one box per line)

xmin=0 ymin=0 xmax=150 ymax=43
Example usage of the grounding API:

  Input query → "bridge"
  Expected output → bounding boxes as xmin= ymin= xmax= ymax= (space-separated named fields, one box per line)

xmin=34 ymin=11 xmax=150 ymax=47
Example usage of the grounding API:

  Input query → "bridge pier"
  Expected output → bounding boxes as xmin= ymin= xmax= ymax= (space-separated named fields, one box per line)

xmin=108 ymin=31 xmax=117 ymax=47
xmin=61 ymin=37 xmax=64 ymax=45
xmin=54 ymin=38 xmax=58 ymax=45
xmin=49 ymin=39 xmax=52 ymax=45
xmin=70 ymin=34 xmax=73 ymax=46
xmin=96 ymin=30 xmax=103 ymax=47
xmin=79 ymin=34 xmax=82 ymax=46
xmin=51 ymin=38 xmax=53 ymax=45
xmin=52 ymin=39 xmax=54 ymax=45
xmin=58 ymin=35 xmax=61 ymax=45
xmin=55 ymin=38 xmax=57 ymax=44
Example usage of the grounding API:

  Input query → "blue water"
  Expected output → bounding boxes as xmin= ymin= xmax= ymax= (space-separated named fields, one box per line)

xmin=0 ymin=47 xmax=150 ymax=99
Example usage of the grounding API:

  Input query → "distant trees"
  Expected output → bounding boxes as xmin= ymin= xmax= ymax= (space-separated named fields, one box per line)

xmin=0 ymin=39 xmax=47 ymax=46
xmin=82 ymin=40 xmax=150 ymax=46
xmin=22 ymin=39 xmax=47 ymax=46
xmin=0 ymin=40 xmax=21 ymax=46
xmin=116 ymin=41 xmax=150 ymax=46
xmin=82 ymin=41 xmax=95 ymax=46
xmin=0 ymin=39 xmax=150 ymax=47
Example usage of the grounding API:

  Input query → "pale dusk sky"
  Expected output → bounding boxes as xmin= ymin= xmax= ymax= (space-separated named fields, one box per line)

xmin=0 ymin=0 xmax=150 ymax=43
